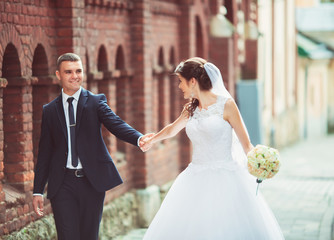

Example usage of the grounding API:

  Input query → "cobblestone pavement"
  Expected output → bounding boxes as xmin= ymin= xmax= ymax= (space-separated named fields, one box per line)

xmin=115 ymin=134 xmax=334 ymax=240
xmin=262 ymin=134 xmax=334 ymax=240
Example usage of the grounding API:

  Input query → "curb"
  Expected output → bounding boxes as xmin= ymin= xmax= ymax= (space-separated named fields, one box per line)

xmin=319 ymin=183 xmax=334 ymax=240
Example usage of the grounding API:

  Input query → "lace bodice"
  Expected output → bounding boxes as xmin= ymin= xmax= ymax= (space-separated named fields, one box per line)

xmin=186 ymin=96 xmax=239 ymax=171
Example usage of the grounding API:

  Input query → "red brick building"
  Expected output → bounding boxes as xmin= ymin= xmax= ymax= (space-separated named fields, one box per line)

xmin=0 ymin=0 xmax=257 ymax=237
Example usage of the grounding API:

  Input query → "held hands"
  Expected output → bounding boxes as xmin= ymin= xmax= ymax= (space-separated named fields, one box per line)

xmin=139 ymin=133 xmax=155 ymax=152
xmin=33 ymin=195 xmax=44 ymax=216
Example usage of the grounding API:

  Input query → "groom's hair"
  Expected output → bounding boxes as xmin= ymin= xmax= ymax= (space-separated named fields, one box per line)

xmin=57 ymin=53 xmax=81 ymax=70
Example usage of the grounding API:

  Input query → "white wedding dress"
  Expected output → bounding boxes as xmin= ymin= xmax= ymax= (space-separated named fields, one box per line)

xmin=143 ymin=96 xmax=285 ymax=240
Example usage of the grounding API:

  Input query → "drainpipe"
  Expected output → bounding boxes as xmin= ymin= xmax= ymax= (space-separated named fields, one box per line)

xmin=304 ymin=64 xmax=308 ymax=139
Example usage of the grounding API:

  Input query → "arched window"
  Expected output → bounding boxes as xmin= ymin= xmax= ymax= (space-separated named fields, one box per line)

xmin=158 ymin=47 xmax=166 ymax=130
xmin=97 ymin=45 xmax=114 ymax=153
xmin=86 ymin=52 xmax=98 ymax=93
xmin=169 ymin=47 xmax=179 ymax=121
xmin=32 ymin=44 xmax=51 ymax=165
xmin=195 ymin=16 xmax=204 ymax=57
xmin=2 ymin=43 xmax=24 ymax=189
xmin=115 ymin=46 xmax=125 ymax=70
xmin=97 ymin=45 xmax=108 ymax=72
xmin=32 ymin=44 xmax=48 ymax=76
xmin=2 ymin=43 xmax=21 ymax=78
xmin=115 ymin=45 xmax=127 ymax=154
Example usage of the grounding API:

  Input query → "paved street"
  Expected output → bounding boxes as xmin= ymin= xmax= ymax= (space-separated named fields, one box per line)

xmin=262 ymin=134 xmax=334 ymax=240
xmin=115 ymin=134 xmax=334 ymax=240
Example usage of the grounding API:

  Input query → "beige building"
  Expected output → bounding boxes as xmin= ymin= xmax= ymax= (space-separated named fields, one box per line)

xmin=296 ymin=1 xmax=334 ymax=138
xmin=254 ymin=0 xmax=334 ymax=149
xmin=256 ymin=0 xmax=298 ymax=148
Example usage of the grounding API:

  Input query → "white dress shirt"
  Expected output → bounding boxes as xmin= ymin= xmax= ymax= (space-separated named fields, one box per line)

xmin=62 ymin=87 xmax=83 ymax=169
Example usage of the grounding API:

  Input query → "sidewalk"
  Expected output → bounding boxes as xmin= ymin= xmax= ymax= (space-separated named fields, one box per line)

xmin=262 ymin=134 xmax=334 ymax=240
xmin=116 ymin=134 xmax=334 ymax=240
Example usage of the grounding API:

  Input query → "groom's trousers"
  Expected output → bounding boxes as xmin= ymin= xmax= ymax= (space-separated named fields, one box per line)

xmin=50 ymin=169 xmax=105 ymax=240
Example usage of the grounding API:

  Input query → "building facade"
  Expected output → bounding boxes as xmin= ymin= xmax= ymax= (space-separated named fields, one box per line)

xmin=0 ymin=0 xmax=240 ymax=237
xmin=0 ymin=0 xmax=302 ymax=238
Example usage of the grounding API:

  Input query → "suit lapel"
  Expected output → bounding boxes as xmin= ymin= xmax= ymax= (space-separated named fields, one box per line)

xmin=76 ymin=88 xmax=88 ymax=133
xmin=55 ymin=94 xmax=68 ymax=140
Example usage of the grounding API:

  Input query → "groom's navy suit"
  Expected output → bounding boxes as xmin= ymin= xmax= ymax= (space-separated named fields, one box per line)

xmin=33 ymin=88 xmax=142 ymax=239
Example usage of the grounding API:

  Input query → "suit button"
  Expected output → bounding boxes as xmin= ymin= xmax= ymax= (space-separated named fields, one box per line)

xmin=65 ymin=152 xmax=68 ymax=156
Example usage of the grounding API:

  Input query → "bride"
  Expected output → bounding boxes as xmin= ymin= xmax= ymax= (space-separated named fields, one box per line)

xmin=141 ymin=57 xmax=284 ymax=240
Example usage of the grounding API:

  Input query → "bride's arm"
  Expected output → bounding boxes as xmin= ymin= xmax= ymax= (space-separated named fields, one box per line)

xmin=223 ymin=99 xmax=253 ymax=154
xmin=150 ymin=106 xmax=189 ymax=144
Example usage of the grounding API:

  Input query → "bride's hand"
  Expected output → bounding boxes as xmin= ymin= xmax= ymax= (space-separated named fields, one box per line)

xmin=139 ymin=133 xmax=155 ymax=152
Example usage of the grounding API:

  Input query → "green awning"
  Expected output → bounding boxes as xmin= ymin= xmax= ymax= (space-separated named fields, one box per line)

xmin=297 ymin=33 xmax=334 ymax=59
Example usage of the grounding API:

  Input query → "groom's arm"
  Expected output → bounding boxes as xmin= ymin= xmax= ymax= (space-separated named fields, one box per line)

xmin=33 ymin=106 xmax=53 ymax=216
xmin=33 ymin=106 xmax=53 ymax=194
xmin=97 ymin=94 xmax=143 ymax=146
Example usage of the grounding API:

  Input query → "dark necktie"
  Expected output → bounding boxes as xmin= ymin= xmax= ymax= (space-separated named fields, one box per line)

xmin=67 ymin=97 xmax=78 ymax=167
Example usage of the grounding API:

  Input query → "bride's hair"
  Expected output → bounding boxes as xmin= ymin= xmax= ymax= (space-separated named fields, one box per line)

xmin=174 ymin=57 xmax=212 ymax=116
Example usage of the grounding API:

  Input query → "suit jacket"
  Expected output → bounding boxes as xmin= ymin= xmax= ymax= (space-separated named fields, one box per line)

xmin=33 ymin=88 xmax=142 ymax=199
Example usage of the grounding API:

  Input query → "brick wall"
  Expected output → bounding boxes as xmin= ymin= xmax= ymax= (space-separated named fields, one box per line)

xmin=0 ymin=0 xmax=239 ymax=236
xmin=0 ymin=0 xmax=60 ymax=234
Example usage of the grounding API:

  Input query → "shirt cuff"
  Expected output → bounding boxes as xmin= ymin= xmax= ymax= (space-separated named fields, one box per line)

xmin=137 ymin=136 xmax=143 ymax=147
xmin=33 ymin=193 xmax=43 ymax=197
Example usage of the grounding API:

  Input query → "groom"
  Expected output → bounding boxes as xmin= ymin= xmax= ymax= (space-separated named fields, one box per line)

xmin=32 ymin=53 xmax=150 ymax=240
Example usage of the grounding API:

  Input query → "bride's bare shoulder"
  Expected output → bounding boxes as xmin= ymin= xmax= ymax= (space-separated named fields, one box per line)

xmin=224 ymin=98 xmax=236 ymax=110
xmin=223 ymin=98 xmax=238 ymax=121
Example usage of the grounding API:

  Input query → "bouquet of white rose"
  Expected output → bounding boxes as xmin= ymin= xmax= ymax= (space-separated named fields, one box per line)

xmin=247 ymin=145 xmax=281 ymax=194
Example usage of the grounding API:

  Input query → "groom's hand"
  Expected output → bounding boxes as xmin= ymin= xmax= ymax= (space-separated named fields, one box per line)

xmin=33 ymin=195 xmax=44 ymax=216
xmin=139 ymin=133 xmax=155 ymax=152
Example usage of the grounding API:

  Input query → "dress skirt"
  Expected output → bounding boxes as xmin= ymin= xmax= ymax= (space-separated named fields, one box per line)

xmin=143 ymin=163 xmax=285 ymax=240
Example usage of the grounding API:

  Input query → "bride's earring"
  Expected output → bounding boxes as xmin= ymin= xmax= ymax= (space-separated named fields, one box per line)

xmin=190 ymin=86 xmax=195 ymax=98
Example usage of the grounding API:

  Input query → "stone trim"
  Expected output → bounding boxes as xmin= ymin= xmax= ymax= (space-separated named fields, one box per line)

xmin=150 ymin=2 xmax=181 ymax=17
